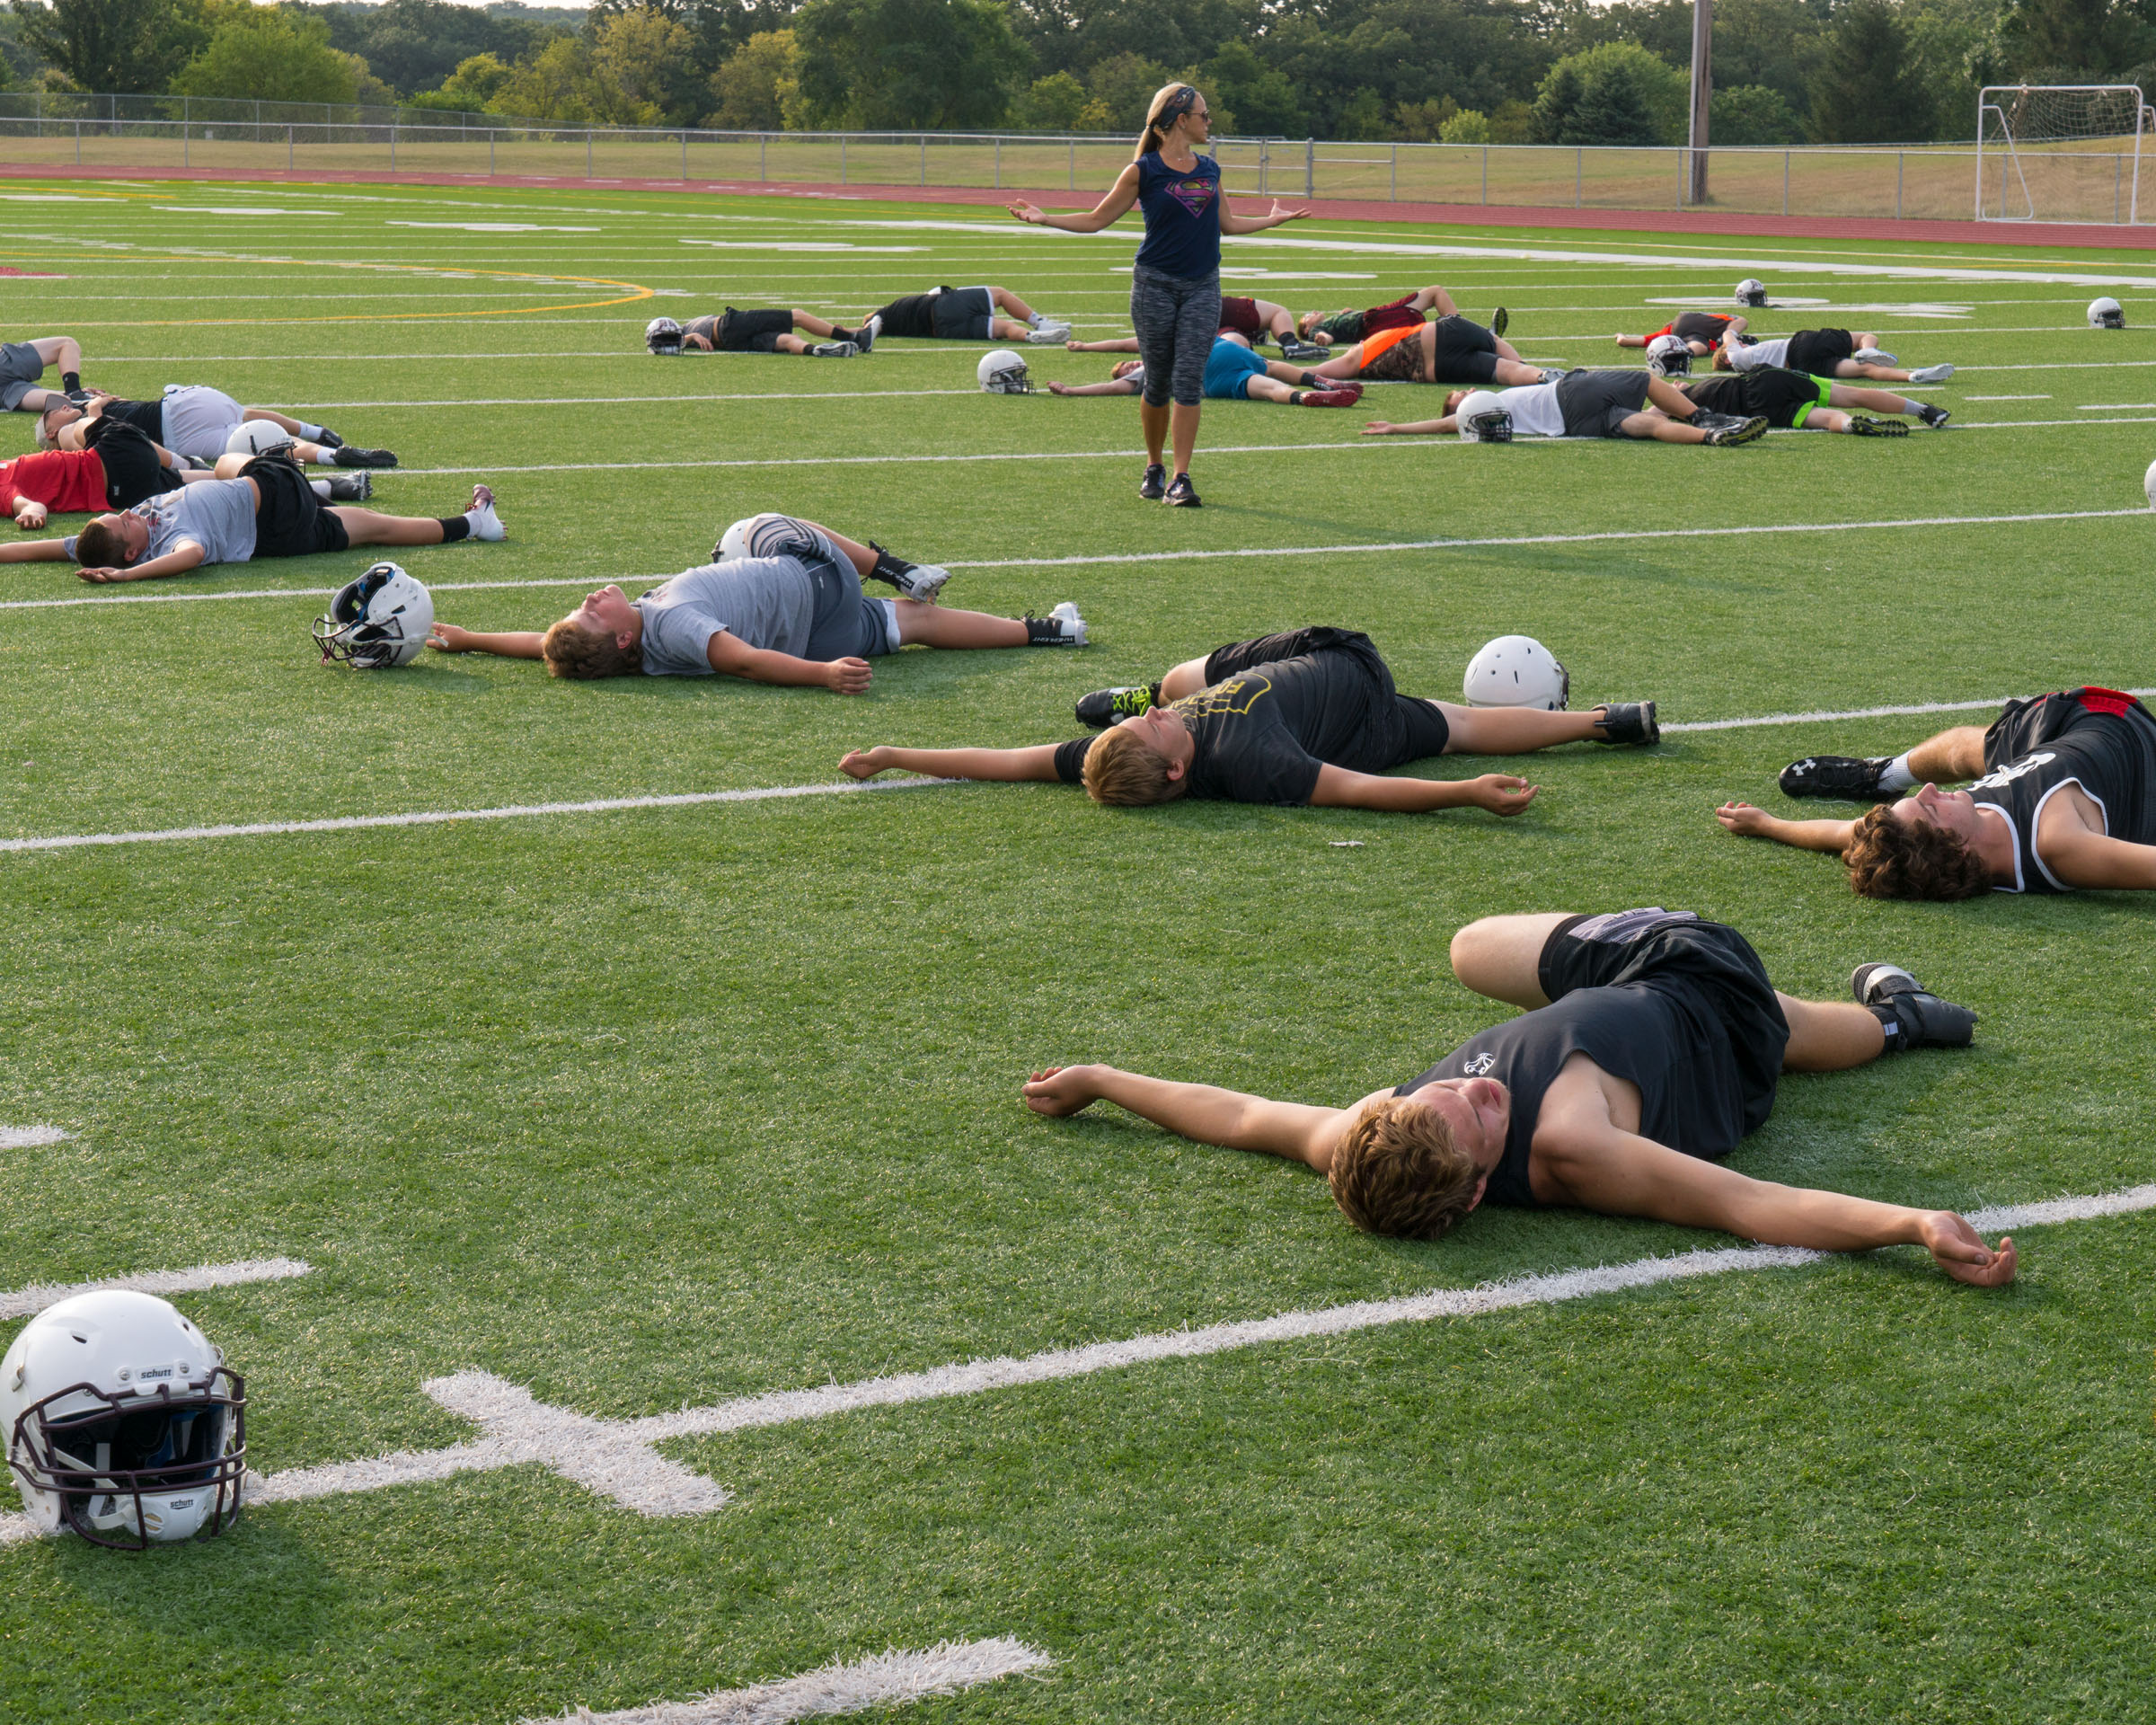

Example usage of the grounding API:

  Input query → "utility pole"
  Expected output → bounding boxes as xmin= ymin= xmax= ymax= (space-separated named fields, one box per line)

xmin=1688 ymin=0 xmax=1712 ymax=204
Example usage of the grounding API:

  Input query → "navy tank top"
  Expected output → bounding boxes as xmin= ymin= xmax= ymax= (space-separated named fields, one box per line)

xmin=1134 ymin=151 xmax=1222 ymax=279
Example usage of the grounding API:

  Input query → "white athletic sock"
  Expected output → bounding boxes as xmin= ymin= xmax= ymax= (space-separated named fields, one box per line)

xmin=1027 ymin=312 xmax=1046 ymax=327
xmin=296 ymin=420 xmax=325 ymax=440
xmin=1878 ymin=753 xmax=1917 ymax=792
xmin=309 ymin=478 xmax=331 ymax=499
xmin=307 ymin=447 xmax=331 ymax=464
xmin=1899 ymin=398 xmax=1922 ymax=415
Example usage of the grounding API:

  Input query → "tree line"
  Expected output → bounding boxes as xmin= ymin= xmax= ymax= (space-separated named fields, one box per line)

xmin=5 ymin=0 xmax=2155 ymax=146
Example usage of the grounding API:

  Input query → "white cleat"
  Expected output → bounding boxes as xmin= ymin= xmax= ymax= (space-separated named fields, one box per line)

xmin=1854 ymin=347 xmax=1899 ymax=365
xmin=1908 ymin=363 xmax=1955 ymax=385
xmin=467 ymin=483 xmax=506 ymax=542
xmin=1049 ymin=599 xmax=1088 ymax=645
xmin=1025 ymin=323 xmax=1073 ymax=344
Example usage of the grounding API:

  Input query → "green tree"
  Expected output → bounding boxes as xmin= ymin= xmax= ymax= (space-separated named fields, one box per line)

xmin=707 ymin=26 xmax=801 ymax=127
xmin=1082 ymin=49 xmax=1170 ymax=128
xmin=1439 ymin=105 xmax=1491 ymax=140
xmin=1013 ymin=67 xmax=1091 ymax=128
xmin=1204 ymin=40 xmax=1306 ymax=132
xmin=489 ymin=36 xmax=613 ymax=122
xmin=303 ymin=0 xmax=554 ymax=100
xmin=9 ymin=0 xmax=208 ymax=93
xmin=792 ymin=0 xmax=1028 ymax=127
xmin=591 ymin=4 xmax=704 ymax=124
xmin=173 ymin=7 xmax=359 ymax=104
xmin=1807 ymin=0 xmax=1937 ymax=140
xmin=1998 ymin=0 xmax=2152 ymax=77
xmin=404 ymin=49 xmax=517 ymax=112
xmin=1533 ymin=41 xmax=1685 ymax=144
xmin=1710 ymin=81 xmax=1803 ymax=142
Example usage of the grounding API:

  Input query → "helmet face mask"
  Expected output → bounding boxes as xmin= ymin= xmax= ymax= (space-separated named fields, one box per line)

xmin=314 ymin=561 xmax=435 ymax=669
xmin=2089 ymin=296 xmax=2125 ymax=329
xmin=1 ymin=1290 xmax=247 ymax=1550
xmin=1465 ymin=409 xmax=1514 ymax=442
xmin=977 ymin=349 xmax=1031 ymax=394
xmin=1646 ymin=333 xmax=1692 ymax=376
xmin=645 ymin=316 xmax=685 ymax=354
xmin=1463 ymin=633 xmax=1570 ymax=710
xmin=1735 ymin=278 xmax=1768 ymax=307
xmin=225 ymin=420 xmax=296 ymax=459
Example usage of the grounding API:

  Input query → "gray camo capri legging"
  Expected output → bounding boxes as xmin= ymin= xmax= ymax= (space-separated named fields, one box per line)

xmin=1129 ymin=263 xmax=1222 ymax=408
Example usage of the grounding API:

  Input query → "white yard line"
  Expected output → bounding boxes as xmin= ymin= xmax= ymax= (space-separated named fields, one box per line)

xmin=4 ymin=508 xmax=2146 ymax=619
xmin=0 ymin=1126 xmax=70 ymax=1149
xmin=0 ymin=777 xmax=950 ymax=856
xmin=32 ymin=1180 xmax=2118 ymax=1544
xmin=516 ymin=1638 xmax=1052 ymax=1725
xmin=0 ymin=1257 xmax=312 ymax=1322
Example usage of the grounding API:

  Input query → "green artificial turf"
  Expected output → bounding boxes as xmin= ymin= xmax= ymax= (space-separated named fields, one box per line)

xmin=1 ymin=181 xmax=2152 ymax=1724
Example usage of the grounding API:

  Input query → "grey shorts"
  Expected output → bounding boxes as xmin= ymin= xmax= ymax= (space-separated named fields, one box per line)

xmin=931 ymin=287 xmax=995 ymax=341
xmin=802 ymin=554 xmax=898 ymax=660
xmin=1558 ymin=368 xmax=1654 ymax=438
xmin=0 ymin=341 xmax=46 ymax=411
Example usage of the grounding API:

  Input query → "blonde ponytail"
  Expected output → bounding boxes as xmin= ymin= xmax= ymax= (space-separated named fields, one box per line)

xmin=1135 ymin=83 xmax=1198 ymax=160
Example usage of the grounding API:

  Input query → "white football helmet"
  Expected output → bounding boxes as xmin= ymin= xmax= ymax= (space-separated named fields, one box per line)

xmin=1454 ymin=390 xmax=1507 ymax=438
xmin=313 ymin=562 xmax=434 ymax=668
xmin=977 ymin=349 xmax=1031 ymax=394
xmin=2143 ymin=456 xmax=2156 ymax=509
xmin=645 ymin=315 xmax=685 ymax=354
xmin=225 ymin=420 xmax=296 ymax=458
xmin=714 ymin=512 xmax=781 ymax=562
xmin=2 ymin=1290 xmax=245 ymax=1548
xmin=2089 ymin=296 xmax=2125 ymax=329
xmin=1735 ymin=278 xmax=1768 ymax=307
xmin=1646 ymin=332 xmax=1692 ymax=376
xmin=1464 ymin=634 xmax=1569 ymax=709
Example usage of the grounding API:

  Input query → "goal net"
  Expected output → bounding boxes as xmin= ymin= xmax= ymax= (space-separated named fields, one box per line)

xmin=1977 ymin=84 xmax=2155 ymax=223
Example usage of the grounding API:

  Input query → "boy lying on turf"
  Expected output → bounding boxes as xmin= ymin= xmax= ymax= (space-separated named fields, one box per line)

xmin=429 ymin=512 xmax=1087 ymax=688
xmin=40 ymin=388 xmax=394 ymax=469
xmin=1716 ymin=687 xmax=2156 ymax=898
xmin=1047 ymin=335 xmax=1362 ymax=408
xmin=1022 ymin=906 xmax=2015 ymax=1286
xmin=0 ymin=455 xmax=499 ymax=582
xmin=1678 ymin=365 xmax=1949 ymax=435
xmin=1363 ymin=369 xmax=1766 ymax=445
xmin=1715 ymin=327 xmax=1953 ymax=386
xmin=840 ymin=625 xmax=1657 ymax=811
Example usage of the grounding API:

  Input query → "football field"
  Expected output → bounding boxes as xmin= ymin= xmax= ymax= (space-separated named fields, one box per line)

xmin=3 ymin=179 xmax=2154 ymax=1723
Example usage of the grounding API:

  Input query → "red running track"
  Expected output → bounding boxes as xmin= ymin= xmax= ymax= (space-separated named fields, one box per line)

xmin=9 ymin=160 xmax=2156 ymax=251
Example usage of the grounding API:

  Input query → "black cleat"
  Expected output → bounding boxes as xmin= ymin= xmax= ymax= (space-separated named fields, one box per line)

xmin=1848 ymin=415 xmax=1909 ymax=438
xmin=1279 ymin=337 xmax=1327 ymax=364
xmin=1163 ymin=473 xmax=1201 ymax=507
xmin=1593 ymin=700 xmax=1658 ymax=745
xmin=64 ymin=386 xmax=96 ymax=405
xmin=332 ymin=446 xmax=399 ymax=468
xmin=1075 ymin=684 xmax=1161 ymax=728
xmin=1779 ymin=755 xmax=1895 ymax=801
xmin=313 ymin=426 xmax=346 ymax=450
xmin=1701 ymin=411 xmax=1769 ymax=446
xmin=1490 ymin=305 xmax=1509 ymax=338
xmin=1851 ymin=962 xmax=1977 ymax=1050
xmin=1916 ymin=403 xmax=1952 ymax=430
xmin=1138 ymin=462 xmax=1166 ymax=500
xmin=865 ymin=540 xmax=948 ymax=603
xmin=321 ymin=470 xmax=373 ymax=500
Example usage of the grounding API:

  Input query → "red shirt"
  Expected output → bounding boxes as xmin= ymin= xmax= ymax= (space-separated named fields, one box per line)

xmin=0 ymin=449 xmax=108 ymax=513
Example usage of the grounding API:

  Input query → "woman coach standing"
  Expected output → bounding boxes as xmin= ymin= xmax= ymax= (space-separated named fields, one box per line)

xmin=1008 ymin=84 xmax=1306 ymax=507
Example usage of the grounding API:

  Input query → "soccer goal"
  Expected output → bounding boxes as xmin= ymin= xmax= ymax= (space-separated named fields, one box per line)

xmin=1977 ymin=84 xmax=2156 ymax=223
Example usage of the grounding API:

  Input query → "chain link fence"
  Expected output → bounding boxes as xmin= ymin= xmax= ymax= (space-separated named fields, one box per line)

xmin=4 ymin=92 xmax=2149 ymax=225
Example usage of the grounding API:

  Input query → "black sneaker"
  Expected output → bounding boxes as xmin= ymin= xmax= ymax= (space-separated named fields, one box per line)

xmin=865 ymin=541 xmax=949 ymax=603
xmin=332 ymin=446 xmax=399 ymax=468
xmin=1279 ymin=337 xmax=1327 ymax=364
xmin=1593 ymin=701 xmax=1658 ymax=746
xmin=64 ymin=386 xmax=95 ymax=405
xmin=1491 ymin=305 xmax=1509 ymax=338
xmin=1851 ymin=963 xmax=1977 ymax=1050
xmin=322 ymin=470 xmax=372 ymax=500
xmin=853 ymin=313 xmax=880 ymax=353
xmin=1779 ymin=755 xmax=1894 ymax=801
xmin=1916 ymin=403 xmax=1952 ymax=430
xmin=1163 ymin=473 xmax=1201 ymax=507
xmin=1848 ymin=415 xmax=1910 ymax=438
xmin=1138 ymin=463 xmax=1166 ymax=500
xmin=808 ymin=341 xmax=859 ymax=358
xmin=1702 ymin=413 xmax=1769 ymax=446
xmin=314 ymin=427 xmax=346 ymax=450
xmin=1075 ymin=684 xmax=1161 ymax=728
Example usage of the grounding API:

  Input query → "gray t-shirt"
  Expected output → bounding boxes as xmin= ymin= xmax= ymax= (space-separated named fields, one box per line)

xmin=65 ymin=478 xmax=258 ymax=568
xmin=632 ymin=516 xmax=845 ymax=677
xmin=157 ymin=385 xmax=246 ymax=462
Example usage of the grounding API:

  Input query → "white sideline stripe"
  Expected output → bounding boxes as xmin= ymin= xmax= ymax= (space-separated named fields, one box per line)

xmin=0 ymin=1126 xmax=69 ymax=1149
xmin=0 ymin=778 xmax=950 ymax=855
xmin=517 ymin=1638 xmax=1053 ymax=1725
xmin=0 ymin=1256 xmax=312 ymax=1322
xmin=4 ymin=508 xmax=2147 ymax=619
xmin=197 ymin=1182 xmax=2156 ymax=1533
xmin=1663 ymin=689 xmax=2156 ymax=734
xmin=281 ymin=390 xmax=981 ymax=407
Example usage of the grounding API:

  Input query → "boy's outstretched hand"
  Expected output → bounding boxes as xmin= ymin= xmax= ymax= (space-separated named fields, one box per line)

xmin=1022 ymin=1066 xmax=1102 ymax=1116
xmin=1920 ymin=1212 xmax=2019 ymax=1287
xmin=1468 ymin=774 xmax=1537 ymax=815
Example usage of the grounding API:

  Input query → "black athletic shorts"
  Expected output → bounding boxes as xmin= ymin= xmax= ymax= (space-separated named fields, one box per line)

xmin=714 ymin=307 xmax=798 ymax=353
xmin=929 ymin=287 xmax=994 ymax=340
xmin=1539 ymin=908 xmax=1789 ymax=1137
xmin=1785 ymin=328 xmax=1855 ymax=375
xmin=244 ymin=453 xmax=349 ymax=558
xmin=871 ymin=292 xmax=938 ymax=339
xmin=1683 ymin=367 xmax=1827 ymax=429
xmin=1202 ymin=626 xmax=1450 ymax=766
xmin=1425 ymin=314 xmax=1500 ymax=385
xmin=82 ymin=419 xmax=181 ymax=509
xmin=1558 ymin=368 xmax=1653 ymax=438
